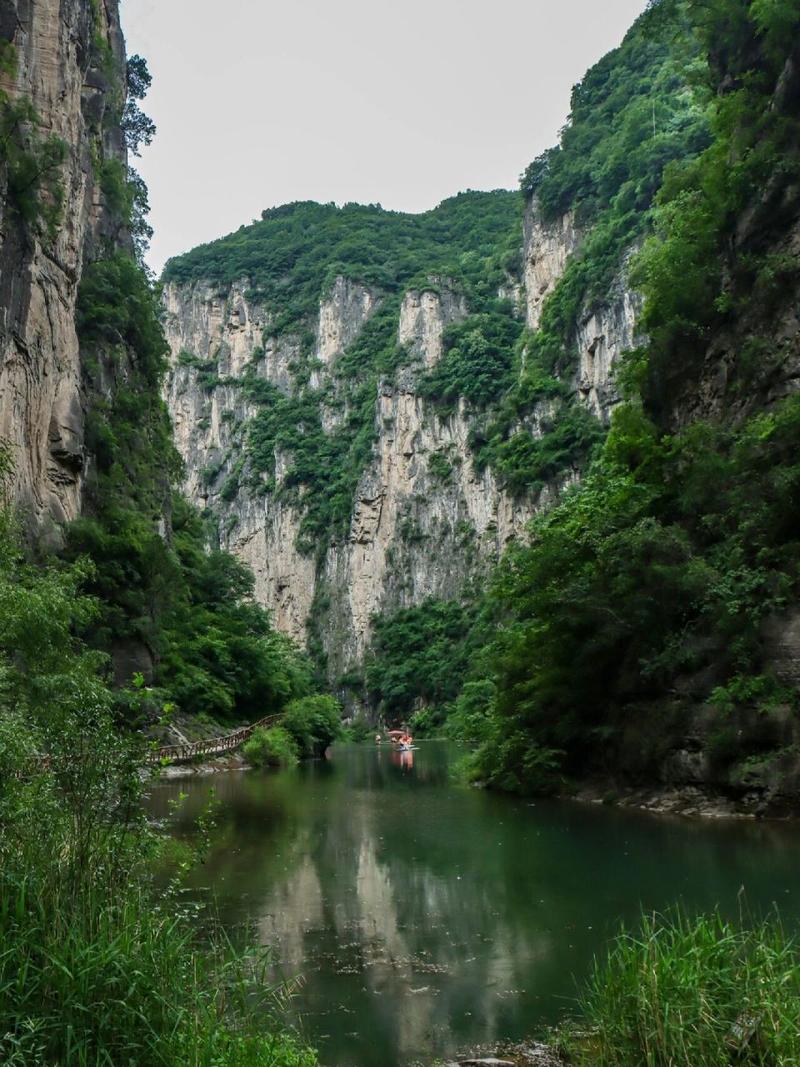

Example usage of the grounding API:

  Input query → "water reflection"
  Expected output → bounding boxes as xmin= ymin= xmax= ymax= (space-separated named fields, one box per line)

xmin=148 ymin=743 xmax=800 ymax=1067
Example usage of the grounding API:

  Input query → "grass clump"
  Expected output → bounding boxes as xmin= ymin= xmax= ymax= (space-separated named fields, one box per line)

xmin=244 ymin=725 xmax=299 ymax=768
xmin=573 ymin=909 xmax=800 ymax=1067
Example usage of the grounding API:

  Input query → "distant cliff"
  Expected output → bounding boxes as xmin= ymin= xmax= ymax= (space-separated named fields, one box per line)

xmin=161 ymin=192 xmax=640 ymax=687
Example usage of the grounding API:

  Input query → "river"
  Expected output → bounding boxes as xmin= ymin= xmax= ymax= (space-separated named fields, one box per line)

xmin=148 ymin=741 xmax=800 ymax=1067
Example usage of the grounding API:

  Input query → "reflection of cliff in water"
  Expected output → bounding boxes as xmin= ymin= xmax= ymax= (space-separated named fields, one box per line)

xmin=255 ymin=762 xmax=553 ymax=1062
xmin=147 ymin=743 xmax=800 ymax=1067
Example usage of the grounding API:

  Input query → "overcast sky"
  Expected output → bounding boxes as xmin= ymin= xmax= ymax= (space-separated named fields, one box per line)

xmin=121 ymin=0 xmax=648 ymax=274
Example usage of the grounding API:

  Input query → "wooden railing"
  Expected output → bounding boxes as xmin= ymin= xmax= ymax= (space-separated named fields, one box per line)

xmin=147 ymin=714 xmax=281 ymax=766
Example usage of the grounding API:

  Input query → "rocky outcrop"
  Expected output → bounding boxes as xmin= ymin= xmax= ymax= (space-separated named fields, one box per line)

xmin=522 ymin=197 xmax=642 ymax=424
xmin=398 ymin=281 xmax=467 ymax=368
xmin=321 ymin=377 xmax=534 ymax=674
xmin=0 ymin=0 xmax=126 ymax=529
xmin=574 ymin=253 xmax=641 ymax=419
xmin=313 ymin=275 xmax=379 ymax=386
xmin=522 ymin=199 xmax=582 ymax=331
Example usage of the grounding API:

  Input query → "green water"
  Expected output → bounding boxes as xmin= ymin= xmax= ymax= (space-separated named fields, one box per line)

xmin=148 ymin=742 xmax=800 ymax=1067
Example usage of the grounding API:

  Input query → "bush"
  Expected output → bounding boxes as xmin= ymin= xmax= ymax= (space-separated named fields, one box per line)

xmin=282 ymin=695 xmax=342 ymax=757
xmin=244 ymin=725 xmax=299 ymax=768
xmin=574 ymin=909 xmax=800 ymax=1066
xmin=341 ymin=715 xmax=375 ymax=743
xmin=365 ymin=599 xmax=480 ymax=720
xmin=444 ymin=679 xmax=498 ymax=742
xmin=409 ymin=704 xmax=446 ymax=737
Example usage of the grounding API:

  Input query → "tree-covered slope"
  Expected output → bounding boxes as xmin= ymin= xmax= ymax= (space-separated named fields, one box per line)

xmin=446 ymin=0 xmax=800 ymax=806
xmin=164 ymin=192 xmax=523 ymax=329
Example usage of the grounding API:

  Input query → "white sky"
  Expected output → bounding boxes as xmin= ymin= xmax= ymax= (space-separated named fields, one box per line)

xmin=121 ymin=0 xmax=648 ymax=274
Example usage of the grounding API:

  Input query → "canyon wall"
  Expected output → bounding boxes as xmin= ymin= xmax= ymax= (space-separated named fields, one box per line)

xmin=0 ymin=0 xmax=125 ymax=533
xmin=162 ymin=197 xmax=641 ymax=681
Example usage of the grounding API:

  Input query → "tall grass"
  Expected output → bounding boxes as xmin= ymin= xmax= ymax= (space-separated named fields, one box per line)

xmin=0 ymin=876 xmax=315 ymax=1065
xmin=574 ymin=909 xmax=800 ymax=1067
xmin=0 ymin=741 xmax=317 ymax=1066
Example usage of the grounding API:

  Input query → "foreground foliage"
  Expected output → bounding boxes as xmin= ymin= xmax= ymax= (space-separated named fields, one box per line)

xmin=0 ymin=484 xmax=316 ymax=1066
xmin=572 ymin=910 xmax=800 ymax=1067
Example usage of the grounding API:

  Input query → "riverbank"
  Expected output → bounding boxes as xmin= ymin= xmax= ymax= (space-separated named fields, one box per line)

xmin=160 ymin=740 xmax=800 ymax=822
xmin=569 ymin=781 xmax=767 ymax=820
xmin=433 ymin=1041 xmax=563 ymax=1066
xmin=158 ymin=752 xmax=251 ymax=778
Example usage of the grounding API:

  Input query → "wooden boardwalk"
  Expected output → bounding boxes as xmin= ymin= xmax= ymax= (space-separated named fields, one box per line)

xmin=148 ymin=714 xmax=281 ymax=765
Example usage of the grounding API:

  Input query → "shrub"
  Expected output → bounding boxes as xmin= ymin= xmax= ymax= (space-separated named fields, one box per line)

xmin=0 ymin=69 xmax=67 ymax=239
xmin=365 ymin=599 xmax=480 ymax=720
xmin=282 ymin=695 xmax=342 ymax=757
xmin=341 ymin=715 xmax=375 ymax=743
xmin=244 ymin=725 xmax=299 ymax=768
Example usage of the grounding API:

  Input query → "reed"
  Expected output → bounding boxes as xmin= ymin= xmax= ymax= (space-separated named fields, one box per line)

xmin=573 ymin=908 xmax=800 ymax=1067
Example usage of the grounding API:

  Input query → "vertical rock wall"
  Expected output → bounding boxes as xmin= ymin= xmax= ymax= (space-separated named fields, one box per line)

xmin=0 ymin=0 xmax=125 ymax=530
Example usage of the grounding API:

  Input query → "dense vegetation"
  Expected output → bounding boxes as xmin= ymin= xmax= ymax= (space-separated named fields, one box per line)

xmin=163 ymin=193 xmax=521 ymax=332
xmin=364 ymin=599 xmax=482 ymax=729
xmin=0 ymin=463 xmax=316 ymax=1065
xmin=69 ymin=253 xmax=311 ymax=722
xmin=469 ymin=392 xmax=800 ymax=792
xmin=454 ymin=0 xmax=800 ymax=795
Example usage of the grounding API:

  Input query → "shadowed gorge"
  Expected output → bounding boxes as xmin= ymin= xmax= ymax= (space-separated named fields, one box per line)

xmin=1 ymin=0 xmax=800 ymax=1064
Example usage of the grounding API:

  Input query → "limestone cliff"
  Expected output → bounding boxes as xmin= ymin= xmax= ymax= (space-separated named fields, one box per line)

xmin=0 ymin=0 xmax=126 ymax=532
xmin=162 ymin=196 xmax=641 ymax=684
xmin=521 ymin=196 xmax=641 ymax=422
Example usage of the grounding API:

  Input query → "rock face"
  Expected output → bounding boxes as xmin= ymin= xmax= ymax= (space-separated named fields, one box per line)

xmin=0 ymin=0 xmax=126 ymax=530
xmin=163 ymin=197 xmax=642 ymax=683
xmin=523 ymin=198 xmax=582 ymax=331
xmin=163 ymin=278 xmax=536 ymax=674
xmin=522 ymin=197 xmax=642 ymax=422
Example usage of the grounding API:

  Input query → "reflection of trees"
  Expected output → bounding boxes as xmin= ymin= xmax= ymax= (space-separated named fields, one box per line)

xmin=147 ymin=745 xmax=800 ymax=1067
